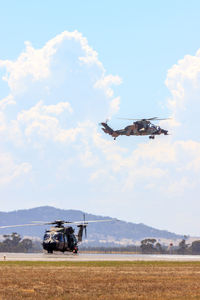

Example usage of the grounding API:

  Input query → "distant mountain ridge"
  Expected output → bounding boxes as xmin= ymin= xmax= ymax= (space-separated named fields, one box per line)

xmin=0 ymin=206 xmax=183 ymax=246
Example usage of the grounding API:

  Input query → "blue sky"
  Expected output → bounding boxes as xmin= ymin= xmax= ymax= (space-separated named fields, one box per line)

xmin=1 ymin=1 xmax=200 ymax=235
xmin=1 ymin=0 xmax=200 ymax=110
xmin=1 ymin=0 xmax=200 ymax=111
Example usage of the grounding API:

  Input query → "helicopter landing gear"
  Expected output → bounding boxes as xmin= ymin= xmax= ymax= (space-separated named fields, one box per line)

xmin=149 ymin=135 xmax=155 ymax=139
xmin=73 ymin=246 xmax=78 ymax=254
xmin=48 ymin=249 xmax=53 ymax=254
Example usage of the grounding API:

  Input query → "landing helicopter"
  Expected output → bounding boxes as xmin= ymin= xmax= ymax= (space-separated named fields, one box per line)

xmin=100 ymin=117 xmax=170 ymax=140
xmin=0 ymin=217 xmax=112 ymax=254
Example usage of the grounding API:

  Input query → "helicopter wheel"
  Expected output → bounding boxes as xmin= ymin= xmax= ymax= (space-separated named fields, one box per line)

xmin=149 ymin=135 xmax=155 ymax=139
xmin=48 ymin=250 xmax=53 ymax=254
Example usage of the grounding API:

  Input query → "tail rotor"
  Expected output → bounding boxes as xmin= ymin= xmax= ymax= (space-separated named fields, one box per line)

xmin=99 ymin=118 xmax=110 ymax=126
xmin=83 ymin=213 xmax=87 ymax=238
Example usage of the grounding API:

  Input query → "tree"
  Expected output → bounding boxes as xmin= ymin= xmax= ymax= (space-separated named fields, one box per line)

xmin=140 ymin=239 xmax=157 ymax=254
xmin=11 ymin=232 xmax=21 ymax=246
xmin=0 ymin=232 xmax=33 ymax=252
xmin=190 ymin=240 xmax=200 ymax=255
xmin=155 ymin=242 xmax=163 ymax=253
xmin=178 ymin=238 xmax=188 ymax=254
xmin=20 ymin=239 xmax=33 ymax=252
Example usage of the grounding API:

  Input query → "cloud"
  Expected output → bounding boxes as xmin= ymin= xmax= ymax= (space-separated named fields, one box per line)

xmin=0 ymin=151 xmax=31 ymax=186
xmin=86 ymin=47 xmax=200 ymax=198
xmin=16 ymin=100 xmax=78 ymax=143
xmin=0 ymin=95 xmax=15 ymax=110
xmin=165 ymin=49 xmax=200 ymax=138
xmin=109 ymin=97 xmax=120 ymax=117
xmin=0 ymin=30 xmax=200 ymax=234
xmin=94 ymin=75 xmax=122 ymax=98
xmin=0 ymin=30 xmax=122 ymax=189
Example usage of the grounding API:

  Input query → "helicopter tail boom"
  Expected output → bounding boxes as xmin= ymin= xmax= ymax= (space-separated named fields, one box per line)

xmin=161 ymin=129 xmax=168 ymax=135
xmin=100 ymin=122 xmax=119 ymax=139
xmin=77 ymin=224 xmax=87 ymax=242
xmin=101 ymin=122 xmax=114 ymax=134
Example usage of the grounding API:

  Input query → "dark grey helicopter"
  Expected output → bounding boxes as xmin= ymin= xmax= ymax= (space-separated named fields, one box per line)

xmin=0 ymin=218 xmax=112 ymax=254
xmin=100 ymin=117 xmax=170 ymax=140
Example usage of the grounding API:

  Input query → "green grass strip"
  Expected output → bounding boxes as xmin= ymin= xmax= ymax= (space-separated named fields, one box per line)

xmin=1 ymin=260 xmax=200 ymax=267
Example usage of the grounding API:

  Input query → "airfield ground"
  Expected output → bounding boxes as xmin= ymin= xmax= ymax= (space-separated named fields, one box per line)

xmin=1 ymin=261 xmax=200 ymax=299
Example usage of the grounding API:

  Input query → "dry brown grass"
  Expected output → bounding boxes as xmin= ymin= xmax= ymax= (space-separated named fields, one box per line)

xmin=1 ymin=261 xmax=200 ymax=299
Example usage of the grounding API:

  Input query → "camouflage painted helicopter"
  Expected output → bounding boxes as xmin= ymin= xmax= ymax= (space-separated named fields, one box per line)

xmin=0 ymin=217 xmax=112 ymax=254
xmin=100 ymin=117 xmax=169 ymax=140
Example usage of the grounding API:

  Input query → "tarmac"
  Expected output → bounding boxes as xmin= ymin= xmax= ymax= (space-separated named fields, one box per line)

xmin=1 ymin=253 xmax=200 ymax=261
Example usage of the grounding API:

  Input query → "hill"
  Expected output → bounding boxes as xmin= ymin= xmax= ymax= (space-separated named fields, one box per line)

xmin=0 ymin=206 xmax=183 ymax=246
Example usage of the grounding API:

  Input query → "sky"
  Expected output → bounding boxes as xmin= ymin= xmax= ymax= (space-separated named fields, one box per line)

xmin=0 ymin=0 xmax=200 ymax=235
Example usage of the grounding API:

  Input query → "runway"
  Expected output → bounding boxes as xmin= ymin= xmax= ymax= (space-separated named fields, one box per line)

xmin=2 ymin=252 xmax=200 ymax=261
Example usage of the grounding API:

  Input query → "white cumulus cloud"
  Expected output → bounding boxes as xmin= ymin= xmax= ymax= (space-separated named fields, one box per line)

xmin=1 ymin=30 xmax=200 ymax=234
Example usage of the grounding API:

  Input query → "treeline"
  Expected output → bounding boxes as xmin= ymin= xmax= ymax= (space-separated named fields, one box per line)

xmin=2 ymin=233 xmax=200 ymax=254
xmin=80 ymin=238 xmax=200 ymax=255
xmin=0 ymin=233 xmax=42 ymax=253
xmin=140 ymin=238 xmax=200 ymax=255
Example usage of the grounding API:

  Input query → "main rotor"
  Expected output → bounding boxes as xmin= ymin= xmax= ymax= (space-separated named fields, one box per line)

xmin=0 ymin=218 xmax=113 ymax=229
xmin=117 ymin=117 xmax=171 ymax=121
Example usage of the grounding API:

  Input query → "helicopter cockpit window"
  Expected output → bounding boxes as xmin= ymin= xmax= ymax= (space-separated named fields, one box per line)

xmin=150 ymin=124 xmax=157 ymax=130
xmin=53 ymin=233 xmax=64 ymax=242
xmin=44 ymin=233 xmax=50 ymax=240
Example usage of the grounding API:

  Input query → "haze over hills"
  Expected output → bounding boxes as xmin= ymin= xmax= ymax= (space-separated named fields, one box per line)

xmin=0 ymin=206 xmax=184 ymax=246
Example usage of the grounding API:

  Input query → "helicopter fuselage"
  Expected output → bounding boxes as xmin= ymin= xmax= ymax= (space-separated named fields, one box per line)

xmin=101 ymin=120 xmax=168 ymax=140
xmin=42 ymin=226 xmax=78 ymax=253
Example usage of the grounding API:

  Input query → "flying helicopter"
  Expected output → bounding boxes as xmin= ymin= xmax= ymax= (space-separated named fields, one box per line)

xmin=0 ymin=217 xmax=112 ymax=254
xmin=100 ymin=117 xmax=170 ymax=140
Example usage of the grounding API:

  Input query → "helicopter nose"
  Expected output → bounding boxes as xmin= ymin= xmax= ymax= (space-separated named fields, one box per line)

xmin=43 ymin=241 xmax=57 ymax=251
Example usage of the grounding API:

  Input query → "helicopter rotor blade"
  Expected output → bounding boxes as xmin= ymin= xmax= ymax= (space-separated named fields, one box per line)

xmin=117 ymin=117 xmax=171 ymax=121
xmin=32 ymin=219 xmax=114 ymax=225
xmin=0 ymin=220 xmax=72 ymax=229
xmin=0 ymin=219 xmax=116 ymax=229
xmin=151 ymin=118 xmax=172 ymax=121
xmin=145 ymin=117 xmax=158 ymax=120
xmin=72 ymin=219 xmax=114 ymax=226
xmin=0 ymin=222 xmax=49 ymax=229
xmin=146 ymin=117 xmax=172 ymax=121
xmin=117 ymin=117 xmax=158 ymax=121
xmin=31 ymin=221 xmax=56 ymax=225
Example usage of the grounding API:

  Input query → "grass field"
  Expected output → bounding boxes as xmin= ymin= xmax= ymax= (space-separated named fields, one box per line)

xmin=1 ymin=261 xmax=200 ymax=299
